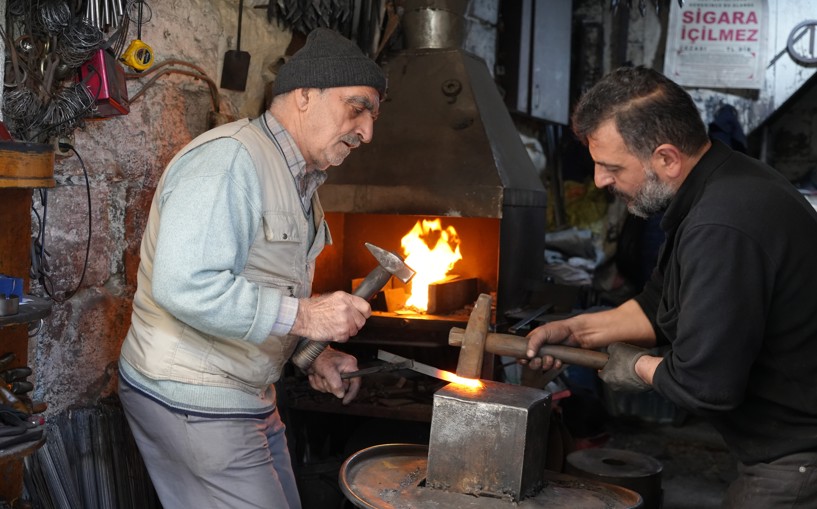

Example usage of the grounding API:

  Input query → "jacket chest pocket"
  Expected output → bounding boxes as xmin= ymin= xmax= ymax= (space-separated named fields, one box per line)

xmin=244 ymin=212 xmax=303 ymax=290
xmin=262 ymin=212 xmax=301 ymax=243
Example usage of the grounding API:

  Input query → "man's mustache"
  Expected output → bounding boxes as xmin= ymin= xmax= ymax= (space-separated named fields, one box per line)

xmin=341 ymin=134 xmax=361 ymax=148
xmin=610 ymin=186 xmax=632 ymax=202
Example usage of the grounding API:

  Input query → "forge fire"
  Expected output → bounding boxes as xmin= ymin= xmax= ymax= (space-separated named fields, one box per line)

xmin=400 ymin=218 xmax=462 ymax=313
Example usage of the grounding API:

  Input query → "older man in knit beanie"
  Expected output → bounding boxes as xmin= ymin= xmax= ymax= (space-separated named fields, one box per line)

xmin=119 ymin=28 xmax=387 ymax=509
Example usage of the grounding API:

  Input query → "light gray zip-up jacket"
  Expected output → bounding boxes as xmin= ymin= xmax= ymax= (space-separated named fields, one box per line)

xmin=120 ymin=115 xmax=330 ymax=413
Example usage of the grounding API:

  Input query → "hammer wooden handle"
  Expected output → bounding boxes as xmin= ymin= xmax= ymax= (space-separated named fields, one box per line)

xmin=449 ymin=327 xmax=608 ymax=370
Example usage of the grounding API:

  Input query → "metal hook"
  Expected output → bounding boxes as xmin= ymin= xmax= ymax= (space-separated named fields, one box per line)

xmin=28 ymin=318 xmax=44 ymax=337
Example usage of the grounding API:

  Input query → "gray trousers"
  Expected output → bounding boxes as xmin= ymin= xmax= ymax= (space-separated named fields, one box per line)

xmin=119 ymin=382 xmax=301 ymax=509
xmin=722 ymin=452 xmax=817 ymax=509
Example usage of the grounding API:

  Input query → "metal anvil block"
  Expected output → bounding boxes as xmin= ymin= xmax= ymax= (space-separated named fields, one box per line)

xmin=426 ymin=379 xmax=551 ymax=501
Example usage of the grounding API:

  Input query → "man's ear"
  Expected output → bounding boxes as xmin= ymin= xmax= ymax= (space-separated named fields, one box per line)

xmin=651 ymin=144 xmax=683 ymax=179
xmin=294 ymin=88 xmax=311 ymax=110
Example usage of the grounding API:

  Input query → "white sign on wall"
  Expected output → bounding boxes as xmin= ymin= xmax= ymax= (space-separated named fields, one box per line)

xmin=664 ymin=0 xmax=768 ymax=89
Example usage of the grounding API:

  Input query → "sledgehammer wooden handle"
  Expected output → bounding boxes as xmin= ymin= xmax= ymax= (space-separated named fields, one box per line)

xmin=449 ymin=327 xmax=608 ymax=370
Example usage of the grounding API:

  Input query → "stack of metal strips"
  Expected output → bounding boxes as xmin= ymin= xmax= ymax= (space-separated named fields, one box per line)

xmin=24 ymin=427 xmax=82 ymax=509
xmin=23 ymin=404 xmax=160 ymax=509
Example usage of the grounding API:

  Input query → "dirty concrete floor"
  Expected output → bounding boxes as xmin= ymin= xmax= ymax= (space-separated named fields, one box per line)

xmin=602 ymin=415 xmax=737 ymax=509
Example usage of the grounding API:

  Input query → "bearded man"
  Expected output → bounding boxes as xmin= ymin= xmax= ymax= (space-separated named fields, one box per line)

xmin=523 ymin=66 xmax=817 ymax=508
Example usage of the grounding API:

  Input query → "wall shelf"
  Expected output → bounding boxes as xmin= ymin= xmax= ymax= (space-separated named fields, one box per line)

xmin=0 ymin=141 xmax=55 ymax=189
xmin=0 ymin=295 xmax=52 ymax=328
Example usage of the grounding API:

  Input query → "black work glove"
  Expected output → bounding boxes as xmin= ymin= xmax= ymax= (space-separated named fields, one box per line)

xmin=599 ymin=343 xmax=651 ymax=393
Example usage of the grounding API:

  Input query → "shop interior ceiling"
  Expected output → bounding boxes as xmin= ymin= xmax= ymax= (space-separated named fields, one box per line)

xmin=3 ymin=0 xmax=812 ymax=146
xmin=0 ymin=0 xmax=720 ymax=147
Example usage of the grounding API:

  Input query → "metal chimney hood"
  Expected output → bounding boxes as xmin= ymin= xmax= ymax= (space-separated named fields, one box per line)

xmin=319 ymin=0 xmax=547 ymax=219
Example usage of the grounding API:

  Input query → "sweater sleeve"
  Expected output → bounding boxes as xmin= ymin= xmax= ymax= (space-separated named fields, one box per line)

xmin=633 ymin=268 xmax=669 ymax=345
xmin=151 ymin=138 xmax=283 ymax=344
xmin=651 ymin=223 xmax=772 ymax=416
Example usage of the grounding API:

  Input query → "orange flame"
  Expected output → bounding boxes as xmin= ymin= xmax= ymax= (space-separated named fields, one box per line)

xmin=400 ymin=219 xmax=462 ymax=312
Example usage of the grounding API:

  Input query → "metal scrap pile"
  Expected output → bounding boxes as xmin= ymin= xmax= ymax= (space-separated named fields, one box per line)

xmin=266 ymin=0 xmax=355 ymax=36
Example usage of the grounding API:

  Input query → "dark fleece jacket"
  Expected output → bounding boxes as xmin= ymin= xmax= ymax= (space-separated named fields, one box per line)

xmin=635 ymin=141 xmax=817 ymax=464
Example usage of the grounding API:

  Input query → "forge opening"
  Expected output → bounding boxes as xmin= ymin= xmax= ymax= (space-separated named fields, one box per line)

xmin=314 ymin=212 xmax=500 ymax=317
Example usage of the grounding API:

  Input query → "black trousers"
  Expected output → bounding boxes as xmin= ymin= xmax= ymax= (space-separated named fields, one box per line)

xmin=722 ymin=452 xmax=817 ymax=509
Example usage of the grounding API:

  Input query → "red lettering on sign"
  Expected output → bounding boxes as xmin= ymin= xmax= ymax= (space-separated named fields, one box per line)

xmin=680 ymin=27 xmax=759 ymax=43
xmin=682 ymin=9 xmax=759 ymax=25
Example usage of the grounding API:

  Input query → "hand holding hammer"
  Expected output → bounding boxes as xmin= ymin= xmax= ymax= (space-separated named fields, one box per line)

xmin=448 ymin=294 xmax=608 ymax=380
xmin=449 ymin=297 xmax=655 ymax=391
xmin=448 ymin=327 xmax=608 ymax=370
xmin=290 ymin=242 xmax=415 ymax=371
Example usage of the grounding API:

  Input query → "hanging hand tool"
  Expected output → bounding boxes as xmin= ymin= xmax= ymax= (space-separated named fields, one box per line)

xmin=221 ymin=0 xmax=251 ymax=91
xmin=121 ymin=0 xmax=154 ymax=72
xmin=290 ymin=243 xmax=415 ymax=371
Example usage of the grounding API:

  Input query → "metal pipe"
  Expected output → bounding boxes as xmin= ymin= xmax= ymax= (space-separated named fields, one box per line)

xmin=90 ymin=0 xmax=99 ymax=29
xmin=102 ymin=0 xmax=110 ymax=28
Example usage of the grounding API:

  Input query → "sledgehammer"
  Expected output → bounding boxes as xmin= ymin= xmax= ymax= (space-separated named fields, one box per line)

xmin=448 ymin=327 xmax=608 ymax=370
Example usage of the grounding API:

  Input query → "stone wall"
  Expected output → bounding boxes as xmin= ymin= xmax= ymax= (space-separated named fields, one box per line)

xmin=29 ymin=0 xmax=289 ymax=416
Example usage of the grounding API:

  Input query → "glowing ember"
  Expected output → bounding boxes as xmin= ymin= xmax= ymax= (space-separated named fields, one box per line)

xmin=400 ymin=219 xmax=462 ymax=312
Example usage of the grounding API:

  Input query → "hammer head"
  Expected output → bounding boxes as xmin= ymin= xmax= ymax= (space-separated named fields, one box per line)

xmin=455 ymin=293 xmax=492 ymax=378
xmin=364 ymin=242 xmax=415 ymax=283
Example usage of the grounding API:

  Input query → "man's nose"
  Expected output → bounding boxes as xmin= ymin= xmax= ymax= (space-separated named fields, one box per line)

xmin=594 ymin=168 xmax=613 ymax=188
xmin=357 ymin=117 xmax=374 ymax=144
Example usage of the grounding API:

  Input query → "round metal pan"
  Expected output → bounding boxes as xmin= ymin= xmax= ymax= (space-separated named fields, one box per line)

xmin=340 ymin=443 xmax=643 ymax=509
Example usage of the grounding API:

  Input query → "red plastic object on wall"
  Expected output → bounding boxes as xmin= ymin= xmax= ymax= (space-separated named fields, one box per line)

xmin=79 ymin=49 xmax=130 ymax=118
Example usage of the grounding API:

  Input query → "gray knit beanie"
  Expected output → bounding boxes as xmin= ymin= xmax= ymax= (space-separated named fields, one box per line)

xmin=272 ymin=28 xmax=387 ymax=98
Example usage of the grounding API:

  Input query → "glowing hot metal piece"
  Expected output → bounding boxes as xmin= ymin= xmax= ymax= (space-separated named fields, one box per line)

xmin=377 ymin=350 xmax=482 ymax=389
xmin=437 ymin=370 xmax=483 ymax=389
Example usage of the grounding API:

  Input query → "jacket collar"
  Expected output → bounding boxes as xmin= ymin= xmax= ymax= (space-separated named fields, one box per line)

xmin=660 ymin=140 xmax=733 ymax=233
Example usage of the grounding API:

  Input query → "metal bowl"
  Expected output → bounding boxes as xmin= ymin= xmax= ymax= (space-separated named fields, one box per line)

xmin=0 ymin=295 xmax=20 ymax=316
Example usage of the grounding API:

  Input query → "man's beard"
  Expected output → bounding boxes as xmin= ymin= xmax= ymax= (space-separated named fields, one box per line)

xmin=613 ymin=166 xmax=675 ymax=218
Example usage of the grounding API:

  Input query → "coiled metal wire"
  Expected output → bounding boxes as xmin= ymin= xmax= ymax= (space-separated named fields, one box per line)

xmin=39 ymin=0 xmax=72 ymax=35
xmin=1 ymin=0 xmax=105 ymax=141
xmin=38 ymin=82 xmax=97 ymax=138
xmin=58 ymin=18 xmax=105 ymax=68
xmin=2 ymin=87 xmax=43 ymax=139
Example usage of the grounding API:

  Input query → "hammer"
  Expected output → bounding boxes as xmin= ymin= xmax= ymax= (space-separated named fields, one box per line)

xmin=290 ymin=242 xmax=415 ymax=371
xmin=449 ymin=296 xmax=608 ymax=374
